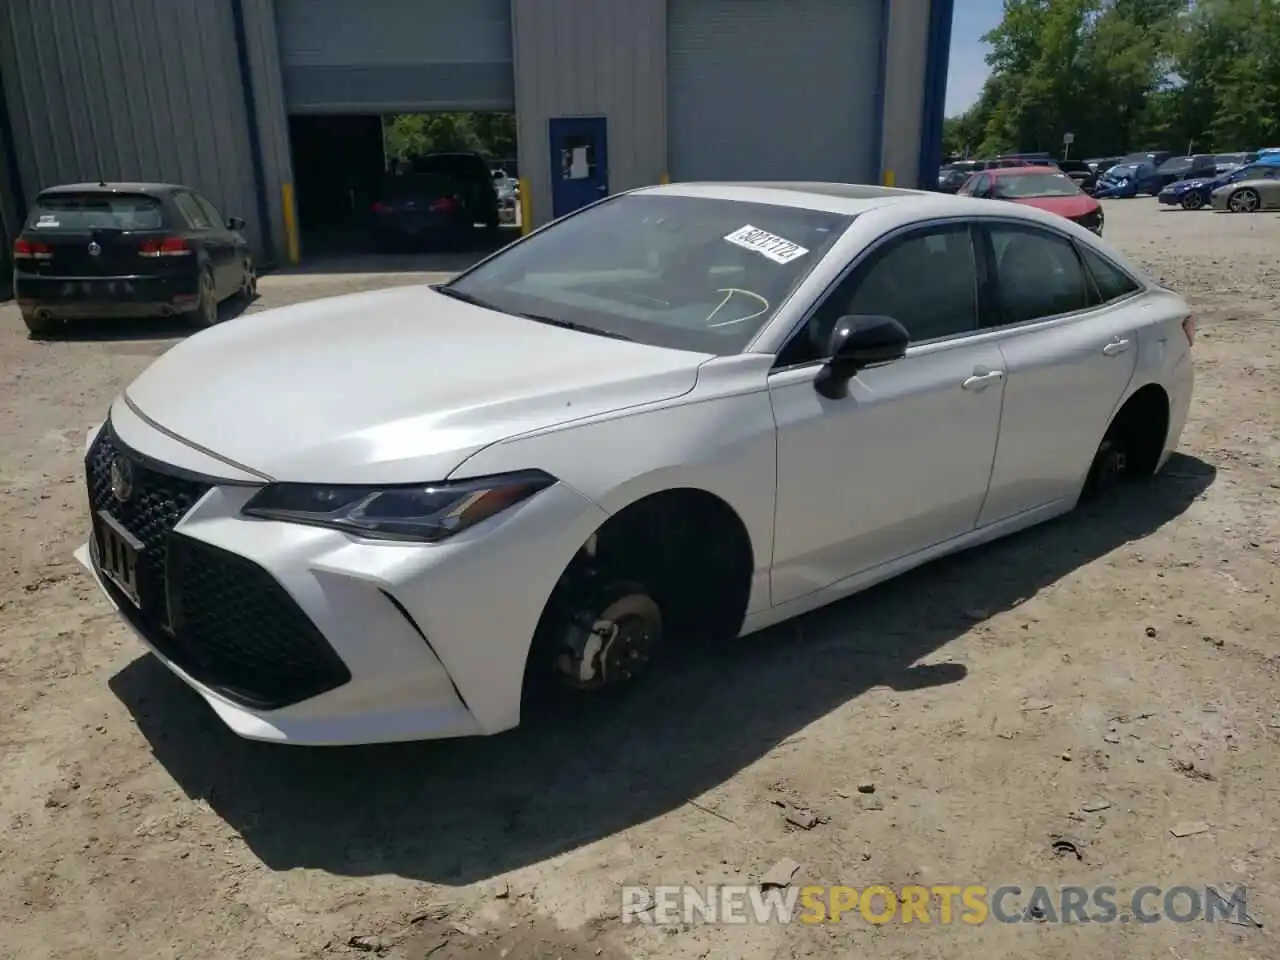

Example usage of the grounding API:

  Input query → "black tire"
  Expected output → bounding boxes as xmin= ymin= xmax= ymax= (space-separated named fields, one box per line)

xmin=184 ymin=269 xmax=219 ymax=328
xmin=1180 ymin=192 xmax=1204 ymax=210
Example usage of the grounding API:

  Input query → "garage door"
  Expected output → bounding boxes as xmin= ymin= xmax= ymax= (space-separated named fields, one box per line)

xmin=668 ymin=0 xmax=883 ymax=183
xmin=276 ymin=0 xmax=514 ymax=113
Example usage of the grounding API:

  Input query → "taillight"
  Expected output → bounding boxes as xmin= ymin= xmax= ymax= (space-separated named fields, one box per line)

xmin=430 ymin=197 xmax=458 ymax=213
xmin=370 ymin=201 xmax=390 ymax=214
xmin=138 ymin=237 xmax=192 ymax=257
xmin=14 ymin=238 xmax=52 ymax=260
xmin=1182 ymin=316 xmax=1196 ymax=346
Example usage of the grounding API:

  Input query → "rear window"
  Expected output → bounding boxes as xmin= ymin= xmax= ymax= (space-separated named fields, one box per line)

xmin=413 ymin=155 xmax=488 ymax=182
xmin=28 ymin=193 xmax=165 ymax=231
xmin=382 ymin=174 xmax=455 ymax=198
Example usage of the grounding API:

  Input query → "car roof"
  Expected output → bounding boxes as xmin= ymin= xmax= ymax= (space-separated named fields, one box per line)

xmin=629 ymin=181 xmax=1090 ymax=228
xmin=37 ymin=182 xmax=182 ymax=197
xmin=984 ymin=165 xmax=1062 ymax=177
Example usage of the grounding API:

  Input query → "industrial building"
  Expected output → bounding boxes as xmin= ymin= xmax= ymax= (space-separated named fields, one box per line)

xmin=0 ymin=0 xmax=954 ymax=266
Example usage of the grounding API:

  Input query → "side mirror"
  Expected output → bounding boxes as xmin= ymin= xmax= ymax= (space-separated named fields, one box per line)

xmin=814 ymin=315 xmax=910 ymax=400
xmin=227 ymin=216 xmax=246 ymax=231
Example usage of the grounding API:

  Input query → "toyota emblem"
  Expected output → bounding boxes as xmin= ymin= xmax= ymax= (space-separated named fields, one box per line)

xmin=109 ymin=456 xmax=134 ymax=502
xmin=87 ymin=241 xmax=101 ymax=257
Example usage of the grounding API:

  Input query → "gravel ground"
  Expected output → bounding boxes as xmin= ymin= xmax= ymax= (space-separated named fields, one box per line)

xmin=1 ymin=199 xmax=1278 ymax=960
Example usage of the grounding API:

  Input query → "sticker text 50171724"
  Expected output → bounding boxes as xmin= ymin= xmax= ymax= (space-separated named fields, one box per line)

xmin=724 ymin=225 xmax=809 ymax=265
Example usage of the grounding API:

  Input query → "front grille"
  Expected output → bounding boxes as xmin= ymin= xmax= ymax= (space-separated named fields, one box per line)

xmin=85 ymin=423 xmax=352 ymax=709
xmin=167 ymin=536 xmax=352 ymax=709
xmin=86 ymin=424 xmax=212 ymax=620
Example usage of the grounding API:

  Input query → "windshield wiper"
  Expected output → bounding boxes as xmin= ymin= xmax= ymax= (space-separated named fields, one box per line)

xmin=435 ymin=286 xmax=633 ymax=341
xmin=513 ymin=311 xmax=634 ymax=341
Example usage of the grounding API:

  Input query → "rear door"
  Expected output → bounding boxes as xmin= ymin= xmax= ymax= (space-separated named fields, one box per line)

xmin=22 ymin=192 xmax=171 ymax=284
xmin=975 ymin=221 xmax=1141 ymax=525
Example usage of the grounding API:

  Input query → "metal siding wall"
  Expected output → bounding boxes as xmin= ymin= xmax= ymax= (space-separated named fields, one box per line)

xmin=511 ymin=0 xmax=667 ymax=228
xmin=276 ymin=0 xmax=515 ymax=113
xmin=667 ymin=0 xmax=882 ymax=183
xmin=879 ymin=0 xmax=930 ymax=188
xmin=0 ymin=0 xmax=263 ymax=253
xmin=241 ymin=0 xmax=295 ymax=264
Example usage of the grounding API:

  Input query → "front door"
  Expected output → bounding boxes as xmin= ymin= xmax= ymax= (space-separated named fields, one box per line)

xmin=549 ymin=116 xmax=609 ymax=219
xmin=768 ymin=222 xmax=1006 ymax=605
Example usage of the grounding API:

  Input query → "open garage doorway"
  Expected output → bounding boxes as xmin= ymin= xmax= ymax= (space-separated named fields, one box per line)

xmin=287 ymin=111 xmax=519 ymax=260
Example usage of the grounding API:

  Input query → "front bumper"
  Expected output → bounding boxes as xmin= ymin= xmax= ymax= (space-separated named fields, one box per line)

xmin=15 ymin=271 xmax=200 ymax=319
xmin=76 ymin=411 xmax=609 ymax=745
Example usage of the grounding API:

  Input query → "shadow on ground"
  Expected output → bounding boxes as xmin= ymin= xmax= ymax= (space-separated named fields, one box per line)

xmin=110 ymin=455 xmax=1215 ymax=885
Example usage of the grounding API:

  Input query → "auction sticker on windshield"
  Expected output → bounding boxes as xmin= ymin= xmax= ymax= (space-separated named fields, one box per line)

xmin=724 ymin=225 xmax=809 ymax=264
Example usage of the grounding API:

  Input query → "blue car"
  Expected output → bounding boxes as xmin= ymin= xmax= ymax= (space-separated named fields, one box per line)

xmin=1158 ymin=155 xmax=1280 ymax=209
xmin=1094 ymin=161 xmax=1162 ymax=198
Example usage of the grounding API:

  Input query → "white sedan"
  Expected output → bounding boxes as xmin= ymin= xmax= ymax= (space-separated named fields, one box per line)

xmin=75 ymin=182 xmax=1195 ymax=746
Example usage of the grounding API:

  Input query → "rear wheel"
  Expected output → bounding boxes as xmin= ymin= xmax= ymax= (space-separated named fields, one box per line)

xmin=185 ymin=269 xmax=219 ymax=328
xmin=1228 ymin=188 xmax=1260 ymax=213
xmin=238 ymin=256 xmax=257 ymax=302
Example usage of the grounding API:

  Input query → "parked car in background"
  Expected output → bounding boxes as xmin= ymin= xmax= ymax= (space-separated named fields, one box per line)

xmin=369 ymin=173 xmax=473 ymax=250
xmin=1153 ymin=155 xmax=1218 ymax=190
xmin=73 ymin=181 xmax=1194 ymax=745
xmin=12 ymin=181 xmax=256 ymax=337
xmin=959 ymin=166 xmax=1103 ymax=234
xmin=935 ymin=158 xmax=1033 ymax=193
xmin=410 ymin=152 xmax=501 ymax=233
xmin=1158 ymin=155 xmax=1280 ymax=210
xmin=1055 ymin=159 xmax=1098 ymax=194
xmin=1211 ymin=164 xmax=1280 ymax=212
xmin=1086 ymin=156 xmax=1124 ymax=174
xmin=1123 ymin=151 xmax=1173 ymax=167
xmin=1094 ymin=161 xmax=1162 ymax=198
xmin=1212 ymin=152 xmax=1257 ymax=174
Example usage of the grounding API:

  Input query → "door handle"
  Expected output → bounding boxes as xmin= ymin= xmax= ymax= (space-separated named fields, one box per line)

xmin=1102 ymin=338 xmax=1131 ymax=356
xmin=961 ymin=370 xmax=1005 ymax=390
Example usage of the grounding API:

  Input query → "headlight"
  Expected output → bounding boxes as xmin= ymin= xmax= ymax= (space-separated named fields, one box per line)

xmin=242 ymin=470 xmax=557 ymax=542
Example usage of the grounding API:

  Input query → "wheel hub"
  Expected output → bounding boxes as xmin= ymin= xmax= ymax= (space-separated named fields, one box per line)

xmin=555 ymin=592 xmax=660 ymax=691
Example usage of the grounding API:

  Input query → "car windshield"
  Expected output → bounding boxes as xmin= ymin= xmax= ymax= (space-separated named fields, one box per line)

xmin=1104 ymin=163 xmax=1142 ymax=178
xmin=1237 ymin=164 xmax=1275 ymax=179
xmin=27 ymin=193 xmax=165 ymax=231
xmin=943 ymin=162 xmax=980 ymax=174
xmin=1158 ymin=158 xmax=1194 ymax=174
xmin=991 ymin=172 xmax=1081 ymax=198
xmin=381 ymin=174 xmax=454 ymax=199
xmin=443 ymin=193 xmax=852 ymax=354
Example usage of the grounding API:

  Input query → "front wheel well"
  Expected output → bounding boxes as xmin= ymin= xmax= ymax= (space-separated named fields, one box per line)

xmin=1107 ymin=382 xmax=1170 ymax=477
xmin=538 ymin=487 xmax=755 ymax=646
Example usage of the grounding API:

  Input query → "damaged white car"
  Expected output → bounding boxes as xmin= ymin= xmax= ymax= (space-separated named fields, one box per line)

xmin=77 ymin=182 xmax=1194 ymax=745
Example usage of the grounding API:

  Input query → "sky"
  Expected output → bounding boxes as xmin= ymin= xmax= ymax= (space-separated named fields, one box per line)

xmin=945 ymin=0 xmax=1003 ymax=117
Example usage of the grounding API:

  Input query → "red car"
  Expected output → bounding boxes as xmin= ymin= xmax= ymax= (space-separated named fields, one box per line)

xmin=958 ymin=165 xmax=1104 ymax=236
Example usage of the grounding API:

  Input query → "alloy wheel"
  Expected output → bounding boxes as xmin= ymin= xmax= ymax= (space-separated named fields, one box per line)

xmin=1229 ymin=189 xmax=1259 ymax=213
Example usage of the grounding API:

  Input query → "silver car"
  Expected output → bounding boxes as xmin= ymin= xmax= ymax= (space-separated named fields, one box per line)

xmin=1212 ymin=165 xmax=1280 ymax=212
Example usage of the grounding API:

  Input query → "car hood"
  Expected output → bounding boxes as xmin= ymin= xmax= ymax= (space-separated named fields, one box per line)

xmin=123 ymin=284 xmax=709 ymax=484
xmin=1009 ymin=195 xmax=1099 ymax=218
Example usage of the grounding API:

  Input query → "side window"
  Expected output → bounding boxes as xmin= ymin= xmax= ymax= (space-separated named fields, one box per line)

xmin=987 ymin=224 xmax=1091 ymax=325
xmin=970 ymin=174 xmax=991 ymax=197
xmin=1078 ymin=245 xmax=1140 ymax=304
xmin=777 ymin=223 xmax=979 ymax=366
xmin=194 ymin=194 xmax=225 ymax=228
xmin=173 ymin=193 xmax=212 ymax=230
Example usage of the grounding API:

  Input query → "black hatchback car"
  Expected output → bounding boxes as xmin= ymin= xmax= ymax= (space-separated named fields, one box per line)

xmin=12 ymin=182 xmax=256 ymax=336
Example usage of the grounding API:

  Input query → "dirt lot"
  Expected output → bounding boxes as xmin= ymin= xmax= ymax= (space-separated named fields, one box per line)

xmin=1 ymin=201 xmax=1278 ymax=960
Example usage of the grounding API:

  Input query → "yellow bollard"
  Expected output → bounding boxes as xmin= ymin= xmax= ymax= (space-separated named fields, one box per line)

xmin=281 ymin=182 xmax=301 ymax=264
xmin=518 ymin=178 xmax=533 ymax=236
xmin=882 ymin=169 xmax=896 ymax=187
